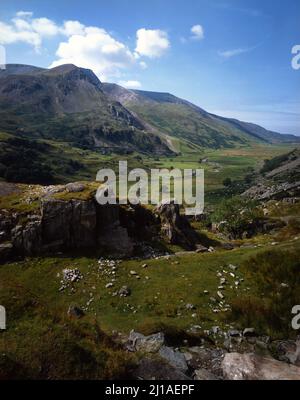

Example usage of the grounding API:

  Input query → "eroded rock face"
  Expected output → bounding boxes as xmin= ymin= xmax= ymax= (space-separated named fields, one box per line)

xmin=6 ymin=198 xmax=134 ymax=258
xmin=41 ymin=198 xmax=73 ymax=247
xmin=67 ymin=199 xmax=97 ymax=248
xmin=155 ymin=201 xmax=201 ymax=249
xmin=11 ymin=220 xmax=42 ymax=256
xmin=1 ymin=188 xmax=203 ymax=260
xmin=0 ymin=242 xmax=13 ymax=263
xmin=222 ymin=353 xmax=300 ymax=380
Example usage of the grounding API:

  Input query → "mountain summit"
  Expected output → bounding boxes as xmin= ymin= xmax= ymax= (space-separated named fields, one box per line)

xmin=0 ymin=64 xmax=170 ymax=154
xmin=0 ymin=64 xmax=299 ymax=155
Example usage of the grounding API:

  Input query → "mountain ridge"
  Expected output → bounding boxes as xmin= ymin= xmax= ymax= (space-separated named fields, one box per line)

xmin=0 ymin=64 xmax=171 ymax=155
xmin=0 ymin=64 xmax=299 ymax=155
xmin=103 ymin=82 xmax=300 ymax=147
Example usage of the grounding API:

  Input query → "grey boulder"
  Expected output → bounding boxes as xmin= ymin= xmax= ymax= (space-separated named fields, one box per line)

xmin=222 ymin=352 xmax=300 ymax=380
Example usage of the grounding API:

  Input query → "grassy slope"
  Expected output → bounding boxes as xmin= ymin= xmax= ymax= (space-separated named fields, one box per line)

xmin=1 ymin=238 xmax=299 ymax=343
xmin=125 ymin=101 xmax=255 ymax=149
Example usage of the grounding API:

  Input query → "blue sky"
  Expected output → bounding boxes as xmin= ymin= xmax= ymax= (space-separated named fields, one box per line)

xmin=0 ymin=0 xmax=299 ymax=134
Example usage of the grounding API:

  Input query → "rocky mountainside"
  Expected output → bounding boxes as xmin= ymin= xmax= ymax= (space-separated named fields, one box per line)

xmin=0 ymin=64 xmax=171 ymax=155
xmin=243 ymin=148 xmax=300 ymax=201
xmin=103 ymin=83 xmax=300 ymax=148
xmin=1 ymin=64 xmax=298 ymax=158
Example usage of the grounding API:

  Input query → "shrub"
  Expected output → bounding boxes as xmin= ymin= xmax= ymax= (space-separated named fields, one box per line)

xmin=223 ymin=177 xmax=232 ymax=187
xmin=212 ymin=196 xmax=263 ymax=239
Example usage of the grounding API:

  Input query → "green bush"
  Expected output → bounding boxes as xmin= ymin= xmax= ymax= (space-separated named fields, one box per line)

xmin=212 ymin=196 xmax=263 ymax=239
xmin=223 ymin=177 xmax=232 ymax=187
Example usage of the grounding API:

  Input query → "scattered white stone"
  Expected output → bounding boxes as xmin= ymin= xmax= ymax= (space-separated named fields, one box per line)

xmin=186 ymin=303 xmax=195 ymax=310
xmin=62 ymin=268 xmax=83 ymax=283
xmin=280 ymin=283 xmax=289 ymax=288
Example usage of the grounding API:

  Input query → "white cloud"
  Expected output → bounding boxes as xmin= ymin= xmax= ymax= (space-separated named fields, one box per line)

xmin=50 ymin=26 xmax=136 ymax=81
xmin=119 ymin=80 xmax=141 ymax=89
xmin=0 ymin=12 xmax=158 ymax=80
xmin=135 ymin=28 xmax=170 ymax=58
xmin=0 ymin=20 xmax=42 ymax=48
xmin=190 ymin=24 xmax=204 ymax=40
xmin=0 ymin=12 xmax=60 ymax=49
xmin=139 ymin=61 xmax=148 ymax=69
xmin=0 ymin=13 xmax=89 ymax=50
xmin=31 ymin=17 xmax=60 ymax=37
xmin=218 ymin=47 xmax=253 ymax=59
xmin=62 ymin=20 xmax=85 ymax=36
xmin=15 ymin=11 xmax=33 ymax=18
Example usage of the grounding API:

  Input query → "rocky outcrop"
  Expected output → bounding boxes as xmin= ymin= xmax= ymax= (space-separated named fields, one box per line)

xmin=41 ymin=198 xmax=97 ymax=250
xmin=243 ymin=181 xmax=300 ymax=201
xmin=155 ymin=201 xmax=201 ymax=249
xmin=125 ymin=329 xmax=300 ymax=380
xmin=0 ymin=242 xmax=13 ymax=263
xmin=0 ymin=188 xmax=205 ymax=261
xmin=96 ymin=204 xmax=134 ymax=257
xmin=12 ymin=220 xmax=42 ymax=255
xmin=1 ymin=197 xmax=134 ymax=260
xmin=222 ymin=353 xmax=300 ymax=380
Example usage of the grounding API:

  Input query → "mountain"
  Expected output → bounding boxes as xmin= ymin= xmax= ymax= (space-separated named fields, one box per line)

xmin=214 ymin=116 xmax=300 ymax=144
xmin=103 ymin=83 xmax=300 ymax=149
xmin=0 ymin=64 xmax=299 ymax=158
xmin=0 ymin=64 xmax=171 ymax=155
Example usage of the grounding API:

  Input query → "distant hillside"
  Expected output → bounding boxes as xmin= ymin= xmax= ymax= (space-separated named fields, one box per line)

xmin=261 ymin=148 xmax=300 ymax=182
xmin=215 ymin=116 xmax=300 ymax=144
xmin=103 ymin=83 xmax=300 ymax=149
xmin=0 ymin=64 xmax=171 ymax=155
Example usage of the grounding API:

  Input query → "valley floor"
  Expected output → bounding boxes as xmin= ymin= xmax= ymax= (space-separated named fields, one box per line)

xmin=0 ymin=142 xmax=299 ymax=379
xmin=1 ymin=235 xmax=299 ymax=379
